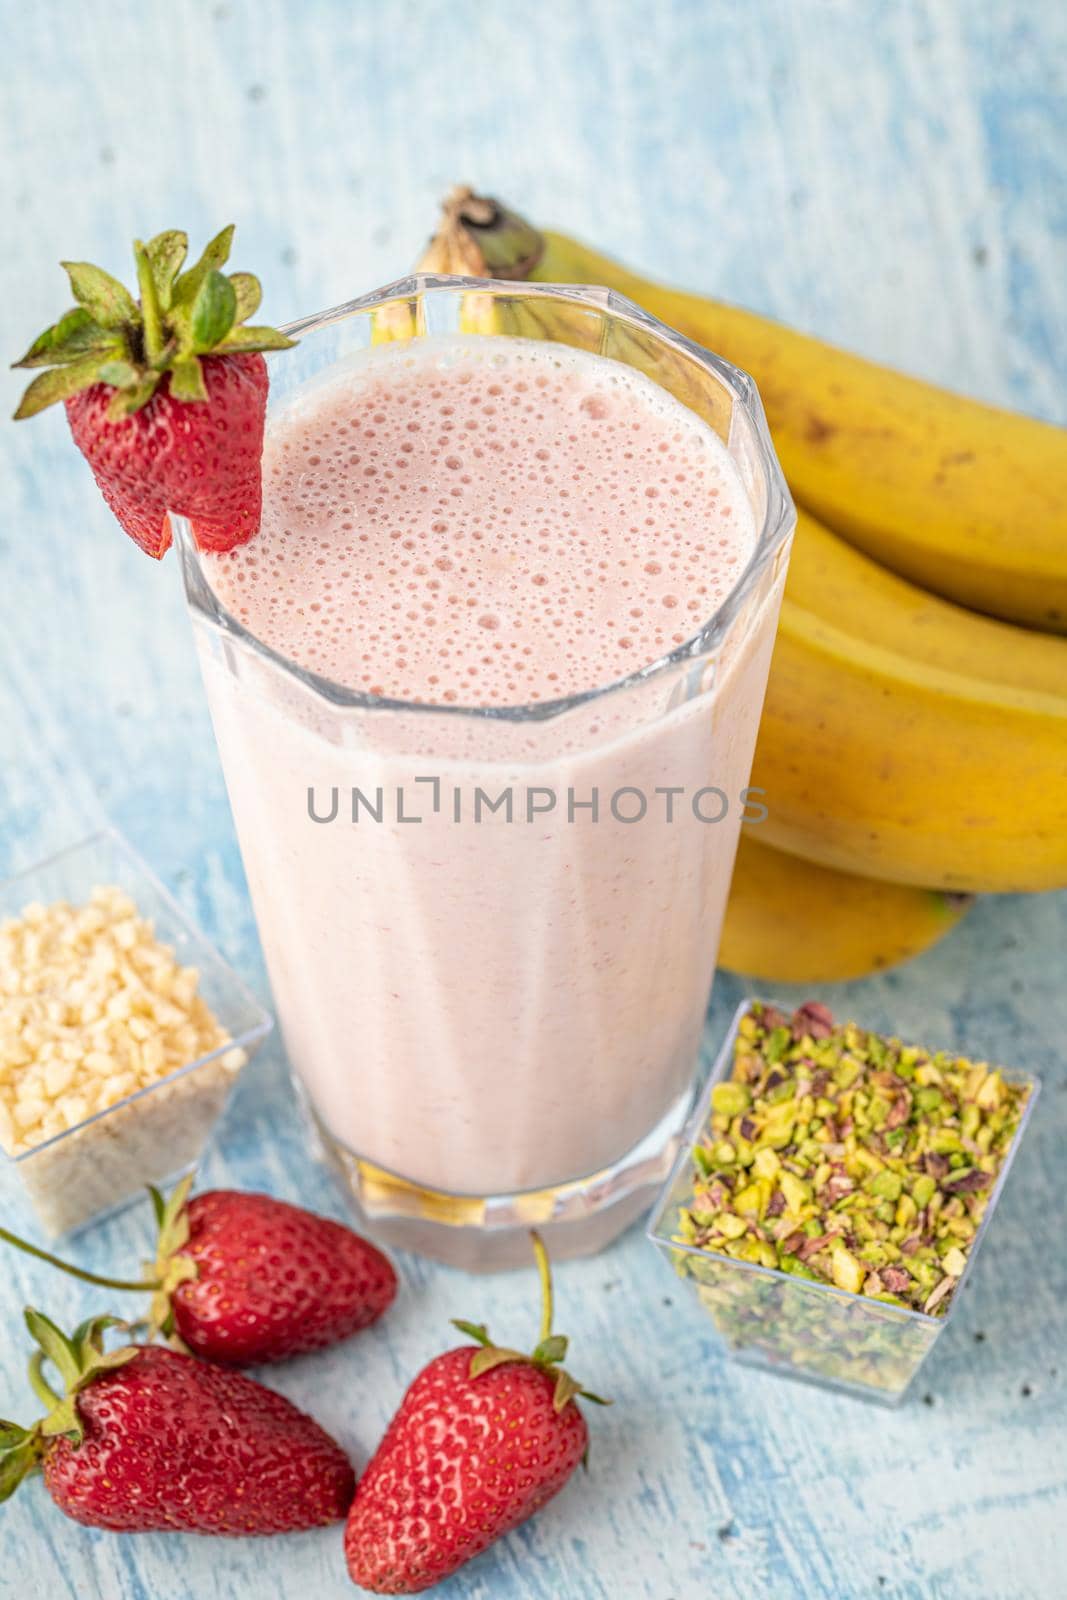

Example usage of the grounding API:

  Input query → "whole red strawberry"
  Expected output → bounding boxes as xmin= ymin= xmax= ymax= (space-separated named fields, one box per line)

xmin=65 ymin=351 xmax=268 ymax=557
xmin=0 ymin=1310 xmax=354 ymax=1534
xmin=12 ymin=227 xmax=293 ymax=556
xmin=344 ymin=1234 xmax=607 ymax=1594
xmin=0 ymin=1178 xmax=398 ymax=1367
xmin=153 ymin=1181 xmax=398 ymax=1365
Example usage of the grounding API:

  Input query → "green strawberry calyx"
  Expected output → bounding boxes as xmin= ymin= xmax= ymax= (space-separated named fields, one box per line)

xmin=0 ymin=1177 xmax=203 ymax=1356
xmin=146 ymin=1174 xmax=200 ymax=1343
xmin=12 ymin=225 xmax=295 ymax=422
xmin=0 ymin=1310 xmax=137 ymax=1503
xmin=452 ymin=1231 xmax=610 ymax=1414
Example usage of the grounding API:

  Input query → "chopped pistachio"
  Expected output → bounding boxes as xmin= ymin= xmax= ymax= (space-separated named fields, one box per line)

xmin=867 ymin=1169 xmax=903 ymax=1202
xmin=673 ymin=1001 xmax=1032 ymax=1320
xmin=711 ymin=1082 xmax=751 ymax=1118
xmin=831 ymin=1245 xmax=866 ymax=1294
xmin=975 ymin=1071 xmax=1004 ymax=1111
xmin=867 ymin=1094 xmax=892 ymax=1128
xmin=753 ymin=1147 xmax=781 ymax=1180
xmin=942 ymin=1246 xmax=968 ymax=1277
xmin=716 ymin=1212 xmax=748 ymax=1240
xmin=765 ymin=1026 xmax=791 ymax=1064
xmin=779 ymin=1171 xmax=811 ymax=1213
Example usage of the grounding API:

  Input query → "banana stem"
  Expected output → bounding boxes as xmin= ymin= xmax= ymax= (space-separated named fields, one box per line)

xmin=531 ymin=1231 xmax=553 ymax=1345
xmin=420 ymin=188 xmax=545 ymax=279
xmin=134 ymin=240 xmax=165 ymax=366
xmin=0 ymin=1227 xmax=156 ymax=1294
xmin=27 ymin=1350 xmax=62 ymax=1413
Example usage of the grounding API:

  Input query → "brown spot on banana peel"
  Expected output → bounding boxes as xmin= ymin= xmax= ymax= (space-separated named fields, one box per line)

xmin=804 ymin=413 xmax=838 ymax=444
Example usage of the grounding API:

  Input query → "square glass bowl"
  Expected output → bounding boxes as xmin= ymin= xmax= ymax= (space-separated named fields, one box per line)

xmin=648 ymin=999 xmax=1039 ymax=1404
xmin=0 ymin=828 xmax=272 ymax=1238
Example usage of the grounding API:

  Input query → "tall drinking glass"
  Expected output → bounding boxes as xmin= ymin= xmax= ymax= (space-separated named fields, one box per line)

xmin=177 ymin=277 xmax=794 ymax=1269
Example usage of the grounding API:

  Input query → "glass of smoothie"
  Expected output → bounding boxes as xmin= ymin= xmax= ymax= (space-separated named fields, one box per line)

xmin=176 ymin=277 xmax=794 ymax=1269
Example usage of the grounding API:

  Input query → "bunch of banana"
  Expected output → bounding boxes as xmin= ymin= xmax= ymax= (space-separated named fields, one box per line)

xmin=406 ymin=189 xmax=1067 ymax=977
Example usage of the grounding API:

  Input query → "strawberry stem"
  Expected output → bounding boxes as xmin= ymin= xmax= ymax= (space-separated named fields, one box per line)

xmin=531 ymin=1231 xmax=553 ymax=1345
xmin=134 ymin=240 xmax=165 ymax=367
xmin=0 ymin=1226 xmax=157 ymax=1294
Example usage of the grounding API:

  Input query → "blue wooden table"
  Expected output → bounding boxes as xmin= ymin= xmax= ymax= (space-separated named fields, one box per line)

xmin=2 ymin=3 xmax=1065 ymax=1595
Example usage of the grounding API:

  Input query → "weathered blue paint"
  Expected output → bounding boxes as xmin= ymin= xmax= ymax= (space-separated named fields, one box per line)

xmin=1 ymin=2 xmax=1065 ymax=1596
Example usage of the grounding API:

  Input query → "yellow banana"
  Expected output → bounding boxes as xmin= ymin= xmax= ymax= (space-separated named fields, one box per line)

xmin=719 ymin=832 xmax=971 ymax=983
xmin=419 ymin=189 xmax=1067 ymax=633
xmin=752 ymin=595 xmax=1067 ymax=891
xmin=753 ymin=510 xmax=1067 ymax=891
xmin=787 ymin=508 xmax=1067 ymax=697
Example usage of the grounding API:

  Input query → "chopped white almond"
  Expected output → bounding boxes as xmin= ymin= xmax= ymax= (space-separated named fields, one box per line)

xmin=0 ymin=885 xmax=242 ymax=1162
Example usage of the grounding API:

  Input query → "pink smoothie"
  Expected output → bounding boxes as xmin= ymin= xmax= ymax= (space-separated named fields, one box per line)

xmin=211 ymin=338 xmax=752 ymax=704
xmin=197 ymin=335 xmax=782 ymax=1206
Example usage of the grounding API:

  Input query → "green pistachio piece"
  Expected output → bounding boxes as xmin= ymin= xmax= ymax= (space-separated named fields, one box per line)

xmin=867 ymin=1169 xmax=903 ymax=1201
xmin=911 ymin=1258 xmax=940 ymax=1292
xmin=779 ymin=1171 xmax=811 ymax=1213
xmin=764 ymin=1026 xmax=792 ymax=1064
xmin=711 ymin=1082 xmax=751 ymax=1119
xmin=733 ymin=1181 xmax=766 ymax=1218
xmin=867 ymin=1094 xmax=892 ymax=1128
xmin=866 ymin=1035 xmax=889 ymax=1067
xmin=836 ymin=1058 xmax=862 ymax=1089
xmin=975 ymin=1070 xmax=1004 ymax=1111
xmin=688 ymin=1210 xmax=721 ymax=1228
xmin=831 ymin=1245 xmax=866 ymax=1294
xmin=753 ymin=1147 xmax=780 ymax=1179
xmin=716 ymin=1212 xmax=748 ymax=1240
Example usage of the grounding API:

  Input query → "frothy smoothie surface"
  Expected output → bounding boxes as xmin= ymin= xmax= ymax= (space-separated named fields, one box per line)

xmin=206 ymin=337 xmax=757 ymax=705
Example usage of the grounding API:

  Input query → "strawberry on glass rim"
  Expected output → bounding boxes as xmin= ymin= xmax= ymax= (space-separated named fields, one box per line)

xmin=12 ymin=226 xmax=294 ymax=558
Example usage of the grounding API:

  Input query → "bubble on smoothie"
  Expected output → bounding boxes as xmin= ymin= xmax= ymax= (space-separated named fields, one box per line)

xmin=205 ymin=336 xmax=756 ymax=706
